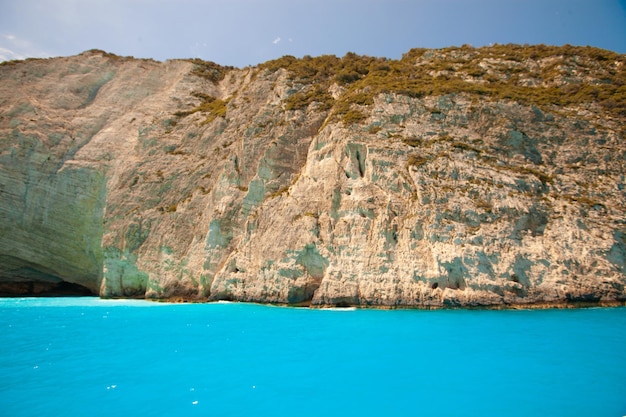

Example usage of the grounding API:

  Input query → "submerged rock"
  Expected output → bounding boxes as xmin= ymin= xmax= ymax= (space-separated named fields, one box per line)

xmin=1 ymin=45 xmax=625 ymax=307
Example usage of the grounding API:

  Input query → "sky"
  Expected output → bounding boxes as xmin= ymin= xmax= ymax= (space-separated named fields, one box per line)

xmin=1 ymin=0 xmax=625 ymax=67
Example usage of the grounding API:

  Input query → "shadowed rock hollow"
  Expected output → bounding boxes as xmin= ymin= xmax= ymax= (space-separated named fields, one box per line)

xmin=1 ymin=45 xmax=625 ymax=307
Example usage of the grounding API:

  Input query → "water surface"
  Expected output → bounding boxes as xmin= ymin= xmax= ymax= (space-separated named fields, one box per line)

xmin=1 ymin=298 xmax=625 ymax=417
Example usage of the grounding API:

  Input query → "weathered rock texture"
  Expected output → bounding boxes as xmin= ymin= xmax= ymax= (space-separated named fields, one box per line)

xmin=1 ymin=45 xmax=625 ymax=307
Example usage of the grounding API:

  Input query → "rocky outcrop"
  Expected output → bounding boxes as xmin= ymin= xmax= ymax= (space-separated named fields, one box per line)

xmin=1 ymin=46 xmax=625 ymax=307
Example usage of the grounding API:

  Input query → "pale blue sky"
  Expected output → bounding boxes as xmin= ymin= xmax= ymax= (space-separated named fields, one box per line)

xmin=1 ymin=0 xmax=625 ymax=66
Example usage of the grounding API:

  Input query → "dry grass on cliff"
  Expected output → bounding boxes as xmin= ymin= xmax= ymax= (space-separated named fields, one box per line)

xmin=173 ymin=92 xmax=229 ymax=124
xmin=187 ymin=59 xmax=234 ymax=84
xmin=259 ymin=44 xmax=626 ymax=121
xmin=171 ymin=44 xmax=624 ymax=128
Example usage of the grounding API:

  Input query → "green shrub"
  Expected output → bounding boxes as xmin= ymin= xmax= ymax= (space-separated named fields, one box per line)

xmin=407 ymin=154 xmax=429 ymax=168
xmin=285 ymin=85 xmax=334 ymax=111
xmin=336 ymin=71 xmax=361 ymax=84
xmin=187 ymin=59 xmax=233 ymax=83
xmin=174 ymin=93 xmax=228 ymax=123
xmin=342 ymin=109 xmax=367 ymax=125
xmin=402 ymin=137 xmax=421 ymax=147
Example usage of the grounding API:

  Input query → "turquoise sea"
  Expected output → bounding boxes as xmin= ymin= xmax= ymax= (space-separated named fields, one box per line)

xmin=1 ymin=298 xmax=625 ymax=417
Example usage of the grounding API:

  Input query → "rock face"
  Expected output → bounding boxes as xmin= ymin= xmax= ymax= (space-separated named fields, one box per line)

xmin=1 ymin=46 xmax=625 ymax=307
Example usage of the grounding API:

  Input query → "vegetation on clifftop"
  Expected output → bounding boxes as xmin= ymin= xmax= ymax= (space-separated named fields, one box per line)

xmin=258 ymin=44 xmax=625 ymax=121
xmin=186 ymin=59 xmax=234 ymax=84
xmin=173 ymin=44 xmax=624 ymax=128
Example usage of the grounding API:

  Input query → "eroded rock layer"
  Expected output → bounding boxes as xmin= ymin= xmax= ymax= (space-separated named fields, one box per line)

xmin=1 ymin=46 xmax=624 ymax=307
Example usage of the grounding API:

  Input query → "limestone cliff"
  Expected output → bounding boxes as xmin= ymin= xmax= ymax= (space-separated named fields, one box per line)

xmin=1 ymin=45 xmax=625 ymax=307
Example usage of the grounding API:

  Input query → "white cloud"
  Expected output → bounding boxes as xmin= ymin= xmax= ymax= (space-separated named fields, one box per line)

xmin=0 ymin=33 xmax=52 ymax=62
xmin=0 ymin=47 xmax=25 ymax=62
xmin=272 ymin=37 xmax=281 ymax=45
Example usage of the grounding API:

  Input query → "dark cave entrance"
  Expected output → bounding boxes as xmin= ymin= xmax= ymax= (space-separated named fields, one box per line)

xmin=0 ymin=266 xmax=97 ymax=297
xmin=0 ymin=280 xmax=95 ymax=297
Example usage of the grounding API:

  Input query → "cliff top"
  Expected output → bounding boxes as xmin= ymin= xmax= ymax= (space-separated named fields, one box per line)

xmin=3 ymin=44 xmax=624 ymax=120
